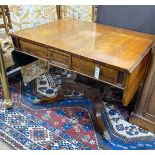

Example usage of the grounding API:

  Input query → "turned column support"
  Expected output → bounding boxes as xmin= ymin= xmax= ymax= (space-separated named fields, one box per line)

xmin=0 ymin=41 xmax=13 ymax=109
xmin=61 ymin=79 xmax=107 ymax=137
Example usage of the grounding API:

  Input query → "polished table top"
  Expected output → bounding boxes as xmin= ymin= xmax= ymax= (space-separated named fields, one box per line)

xmin=10 ymin=18 xmax=153 ymax=73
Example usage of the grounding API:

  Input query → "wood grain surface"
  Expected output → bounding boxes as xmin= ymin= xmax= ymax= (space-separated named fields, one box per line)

xmin=10 ymin=18 xmax=153 ymax=73
xmin=10 ymin=18 xmax=154 ymax=106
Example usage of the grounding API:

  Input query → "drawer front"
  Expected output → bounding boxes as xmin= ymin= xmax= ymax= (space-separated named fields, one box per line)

xmin=72 ymin=56 xmax=118 ymax=84
xmin=50 ymin=50 xmax=71 ymax=69
xmin=19 ymin=40 xmax=51 ymax=61
xmin=99 ymin=65 xmax=118 ymax=84
xmin=72 ymin=56 xmax=96 ymax=77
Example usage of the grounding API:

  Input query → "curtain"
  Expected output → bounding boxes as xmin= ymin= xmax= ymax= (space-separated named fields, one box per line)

xmin=8 ymin=5 xmax=95 ymax=31
xmin=61 ymin=5 xmax=94 ymax=22
xmin=8 ymin=5 xmax=57 ymax=31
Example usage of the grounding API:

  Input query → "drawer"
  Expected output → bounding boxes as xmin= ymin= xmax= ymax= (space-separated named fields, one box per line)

xmin=72 ymin=56 xmax=96 ymax=77
xmin=50 ymin=50 xmax=71 ymax=69
xmin=19 ymin=40 xmax=51 ymax=61
xmin=72 ymin=56 xmax=118 ymax=85
xmin=99 ymin=65 xmax=118 ymax=84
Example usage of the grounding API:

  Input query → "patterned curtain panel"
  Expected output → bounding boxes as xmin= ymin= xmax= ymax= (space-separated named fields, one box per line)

xmin=8 ymin=5 xmax=57 ymax=31
xmin=61 ymin=5 xmax=95 ymax=22
xmin=8 ymin=5 xmax=95 ymax=31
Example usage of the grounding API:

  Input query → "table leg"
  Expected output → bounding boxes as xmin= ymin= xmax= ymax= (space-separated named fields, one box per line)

xmin=61 ymin=79 xmax=108 ymax=137
xmin=94 ymin=102 xmax=110 ymax=140
xmin=0 ymin=42 xmax=13 ymax=109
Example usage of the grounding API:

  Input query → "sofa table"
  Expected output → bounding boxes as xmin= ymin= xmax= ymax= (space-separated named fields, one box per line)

xmin=0 ymin=18 xmax=154 ymax=135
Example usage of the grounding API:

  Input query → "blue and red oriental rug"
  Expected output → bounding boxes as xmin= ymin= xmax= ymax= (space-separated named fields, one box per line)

xmin=0 ymin=68 xmax=155 ymax=150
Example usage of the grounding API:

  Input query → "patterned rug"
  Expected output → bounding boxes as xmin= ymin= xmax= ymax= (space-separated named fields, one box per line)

xmin=0 ymin=67 xmax=155 ymax=150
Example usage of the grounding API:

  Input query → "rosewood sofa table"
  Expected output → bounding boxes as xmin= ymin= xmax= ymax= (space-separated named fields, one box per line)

xmin=0 ymin=18 xmax=154 ymax=135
